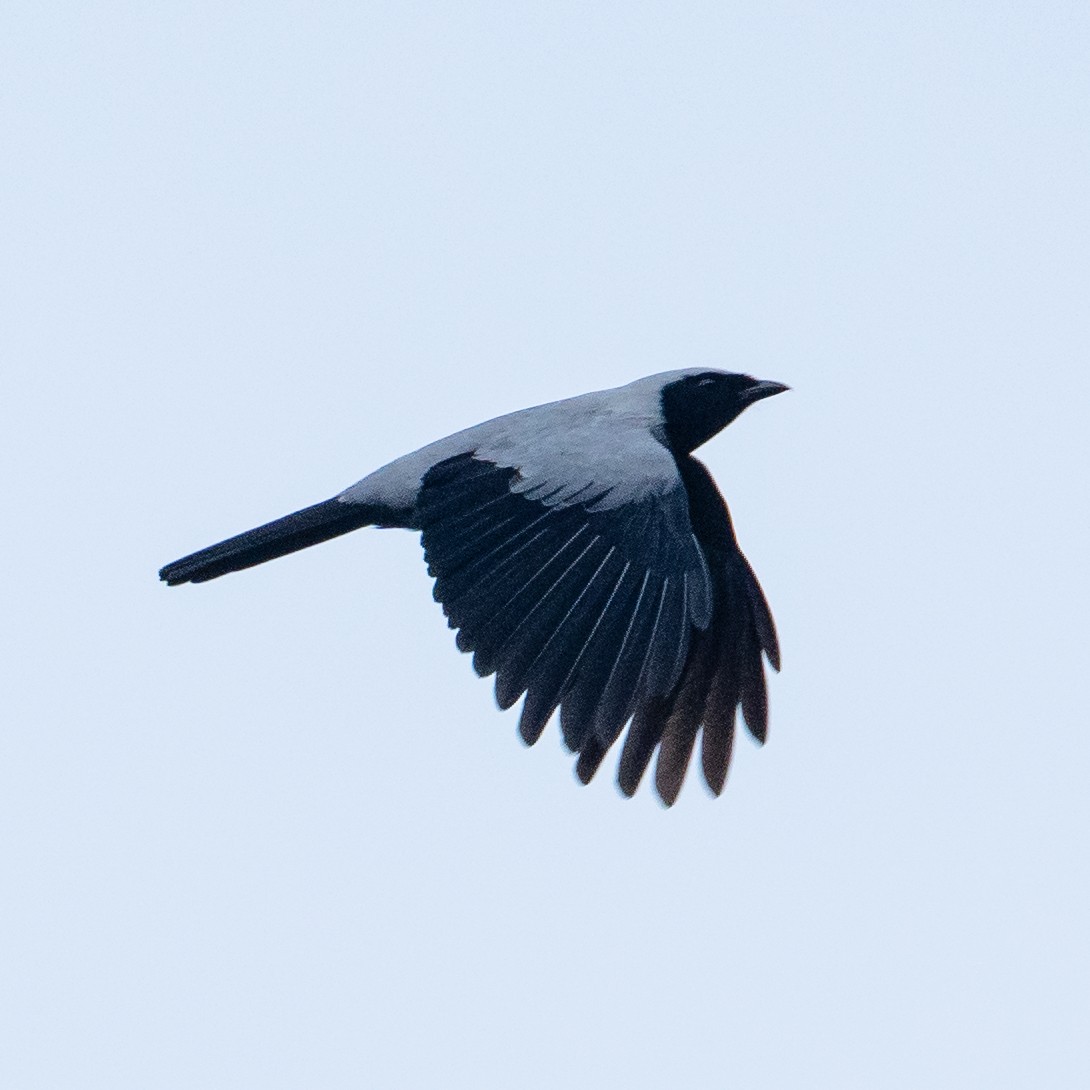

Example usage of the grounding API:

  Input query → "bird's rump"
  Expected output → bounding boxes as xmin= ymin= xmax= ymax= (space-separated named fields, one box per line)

xmin=418 ymin=452 xmax=778 ymax=803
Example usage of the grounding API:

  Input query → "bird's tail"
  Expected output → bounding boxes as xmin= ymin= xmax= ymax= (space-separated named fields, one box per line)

xmin=159 ymin=497 xmax=379 ymax=586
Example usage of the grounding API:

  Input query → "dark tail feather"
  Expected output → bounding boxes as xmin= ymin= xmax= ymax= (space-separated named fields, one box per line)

xmin=159 ymin=498 xmax=378 ymax=586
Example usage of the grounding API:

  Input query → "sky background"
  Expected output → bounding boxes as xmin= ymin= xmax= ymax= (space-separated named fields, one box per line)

xmin=2 ymin=2 xmax=1088 ymax=1087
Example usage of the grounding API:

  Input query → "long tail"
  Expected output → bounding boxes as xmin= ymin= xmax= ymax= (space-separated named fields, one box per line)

xmin=159 ymin=497 xmax=379 ymax=586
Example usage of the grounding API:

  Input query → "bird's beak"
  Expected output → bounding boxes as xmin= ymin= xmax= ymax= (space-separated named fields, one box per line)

xmin=744 ymin=379 xmax=791 ymax=403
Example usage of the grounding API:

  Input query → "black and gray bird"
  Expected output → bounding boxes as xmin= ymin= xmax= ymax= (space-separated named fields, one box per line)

xmin=160 ymin=370 xmax=788 ymax=804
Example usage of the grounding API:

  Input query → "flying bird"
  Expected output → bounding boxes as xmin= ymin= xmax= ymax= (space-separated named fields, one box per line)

xmin=160 ymin=370 xmax=787 ymax=804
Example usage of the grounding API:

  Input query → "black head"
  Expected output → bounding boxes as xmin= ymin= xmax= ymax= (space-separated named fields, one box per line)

xmin=660 ymin=371 xmax=789 ymax=454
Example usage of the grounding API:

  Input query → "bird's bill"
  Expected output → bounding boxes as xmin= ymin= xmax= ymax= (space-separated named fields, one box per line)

xmin=743 ymin=379 xmax=790 ymax=403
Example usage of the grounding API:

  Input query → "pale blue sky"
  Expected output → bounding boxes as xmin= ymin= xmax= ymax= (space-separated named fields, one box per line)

xmin=2 ymin=3 xmax=1088 ymax=1087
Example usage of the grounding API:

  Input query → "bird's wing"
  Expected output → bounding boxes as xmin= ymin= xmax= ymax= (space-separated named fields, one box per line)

xmin=418 ymin=447 xmax=715 ymax=775
xmin=613 ymin=457 xmax=780 ymax=804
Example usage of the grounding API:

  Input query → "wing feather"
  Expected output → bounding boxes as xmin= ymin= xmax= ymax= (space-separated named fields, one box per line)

xmin=418 ymin=451 xmax=778 ymax=803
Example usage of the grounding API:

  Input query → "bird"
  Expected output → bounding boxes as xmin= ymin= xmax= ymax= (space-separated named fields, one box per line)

xmin=160 ymin=369 xmax=788 ymax=805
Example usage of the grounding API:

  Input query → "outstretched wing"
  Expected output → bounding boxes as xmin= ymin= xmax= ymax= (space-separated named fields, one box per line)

xmin=419 ymin=452 xmax=712 ymax=749
xmin=418 ymin=452 xmax=778 ymax=804
xmin=615 ymin=457 xmax=780 ymax=804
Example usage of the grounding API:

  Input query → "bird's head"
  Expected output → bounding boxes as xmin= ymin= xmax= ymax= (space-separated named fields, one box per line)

xmin=659 ymin=370 xmax=789 ymax=454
